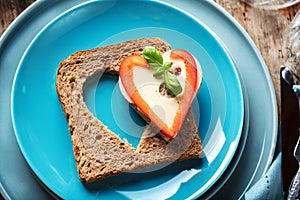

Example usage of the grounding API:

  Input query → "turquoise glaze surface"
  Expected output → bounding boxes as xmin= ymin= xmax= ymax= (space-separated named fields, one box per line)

xmin=11 ymin=0 xmax=244 ymax=199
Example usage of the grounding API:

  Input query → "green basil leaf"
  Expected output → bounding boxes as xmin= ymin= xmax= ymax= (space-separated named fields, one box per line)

xmin=153 ymin=62 xmax=172 ymax=78
xmin=142 ymin=46 xmax=163 ymax=68
xmin=163 ymin=62 xmax=171 ymax=70
xmin=153 ymin=67 xmax=166 ymax=78
xmin=164 ymin=71 xmax=182 ymax=96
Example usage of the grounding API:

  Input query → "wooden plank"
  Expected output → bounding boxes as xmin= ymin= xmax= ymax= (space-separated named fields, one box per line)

xmin=0 ymin=0 xmax=35 ymax=35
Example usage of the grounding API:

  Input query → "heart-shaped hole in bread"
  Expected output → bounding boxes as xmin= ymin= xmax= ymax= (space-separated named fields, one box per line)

xmin=83 ymin=73 xmax=148 ymax=149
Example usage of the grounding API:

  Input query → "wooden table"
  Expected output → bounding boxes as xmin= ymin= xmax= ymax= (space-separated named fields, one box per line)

xmin=1 ymin=0 xmax=300 ymax=198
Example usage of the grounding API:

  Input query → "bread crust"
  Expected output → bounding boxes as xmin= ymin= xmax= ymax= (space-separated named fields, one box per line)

xmin=56 ymin=38 xmax=202 ymax=182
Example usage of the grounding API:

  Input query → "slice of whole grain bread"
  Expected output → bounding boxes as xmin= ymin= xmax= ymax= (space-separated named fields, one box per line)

xmin=56 ymin=38 xmax=202 ymax=183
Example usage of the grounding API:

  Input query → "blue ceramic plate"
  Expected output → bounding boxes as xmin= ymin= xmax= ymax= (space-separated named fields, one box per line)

xmin=1 ymin=0 xmax=277 ymax=199
xmin=11 ymin=0 xmax=243 ymax=199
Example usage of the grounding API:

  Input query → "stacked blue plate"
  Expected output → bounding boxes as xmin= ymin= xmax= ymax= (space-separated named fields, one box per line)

xmin=0 ymin=0 xmax=277 ymax=199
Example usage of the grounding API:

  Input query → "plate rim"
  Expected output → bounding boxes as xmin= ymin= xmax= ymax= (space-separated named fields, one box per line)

xmin=0 ymin=1 xmax=61 ymax=199
xmin=210 ymin=0 xmax=278 ymax=179
xmin=186 ymin=0 xmax=278 ymax=198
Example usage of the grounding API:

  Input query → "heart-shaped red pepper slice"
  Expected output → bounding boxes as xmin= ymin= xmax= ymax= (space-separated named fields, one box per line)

xmin=119 ymin=49 xmax=199 ymax=138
